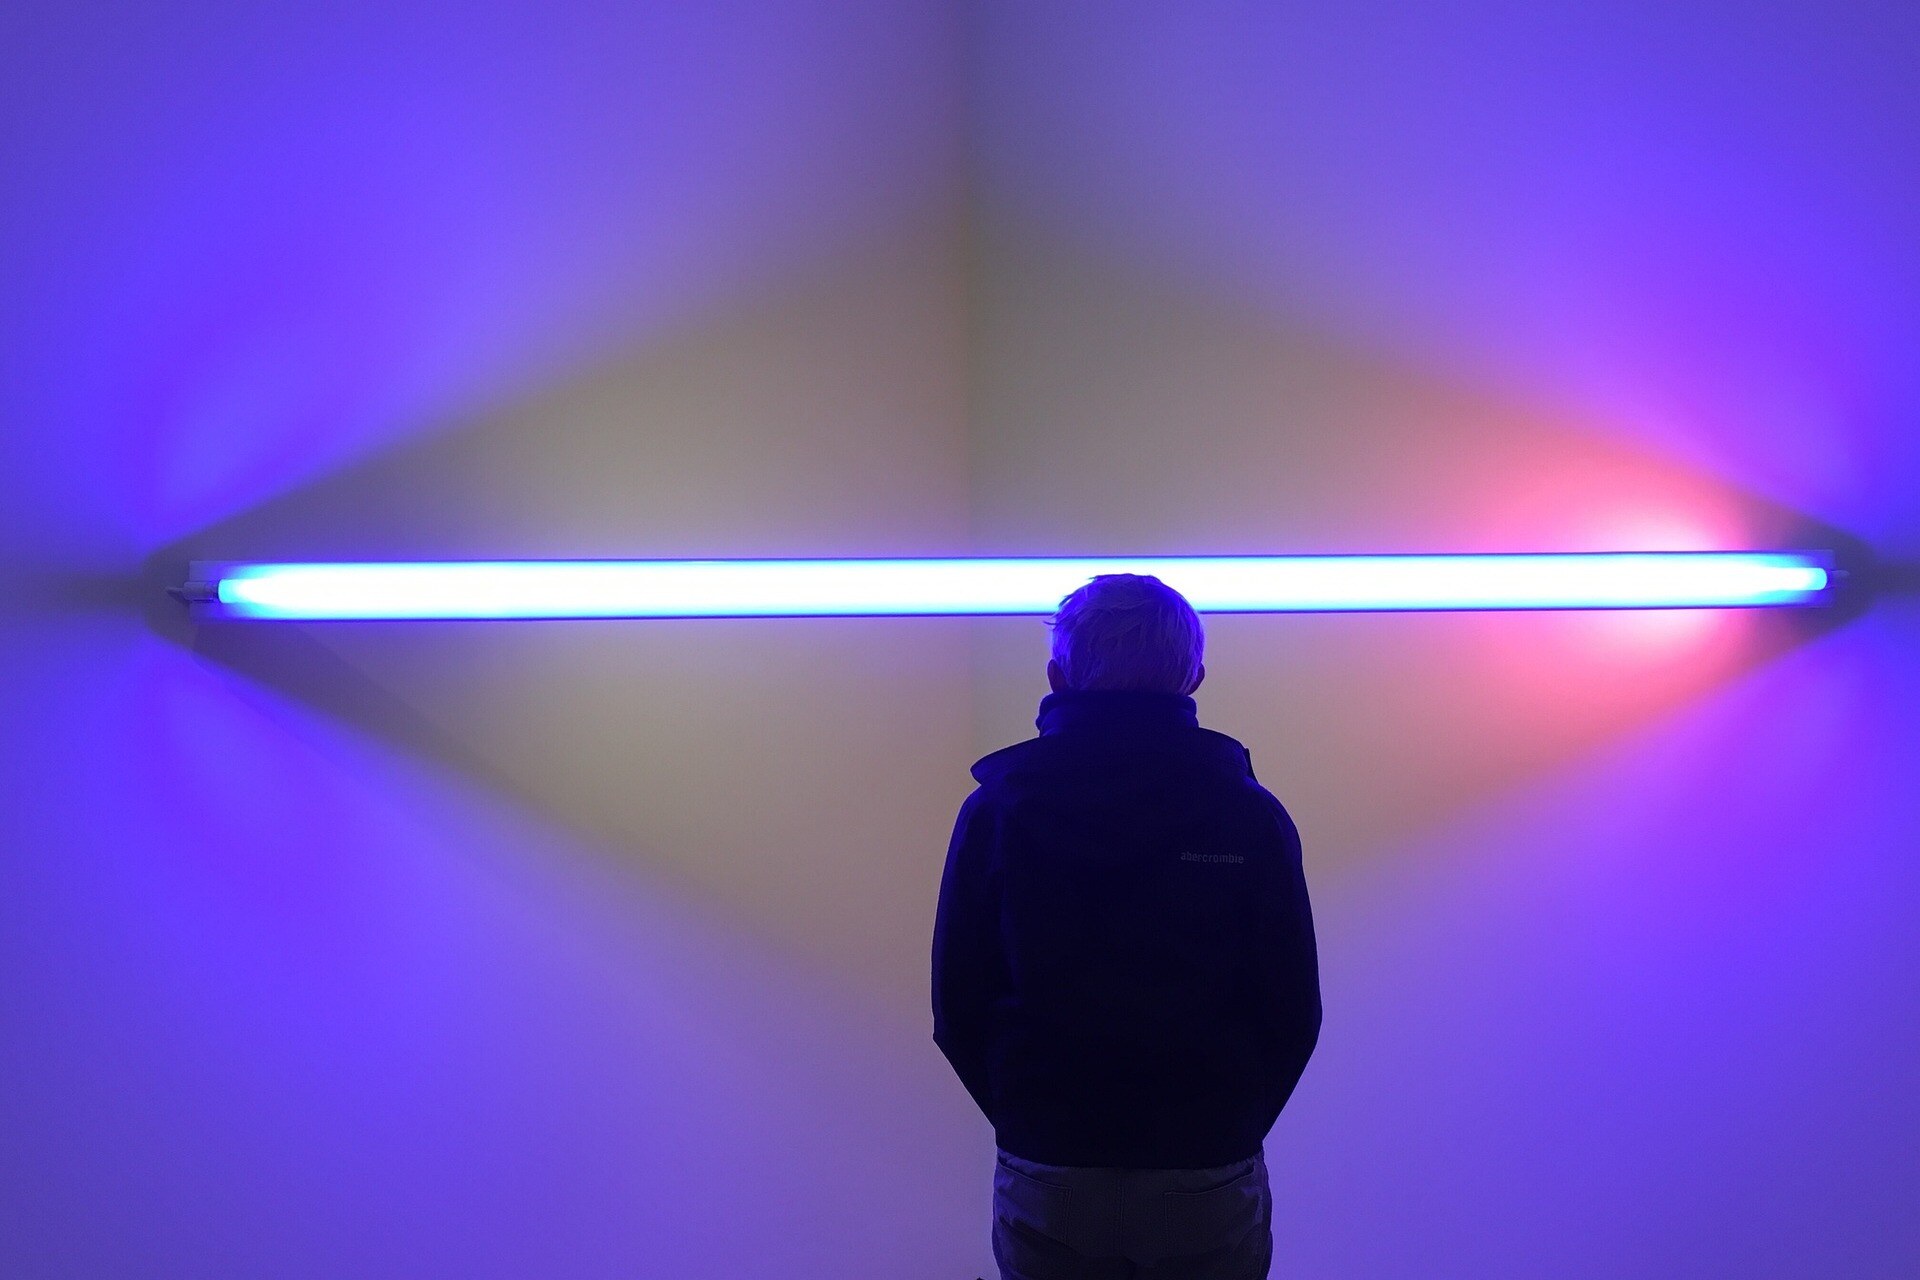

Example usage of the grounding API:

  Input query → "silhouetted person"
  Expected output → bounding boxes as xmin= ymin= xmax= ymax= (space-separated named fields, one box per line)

xmin=932 ymin=573 xmax=1321 ymax=1280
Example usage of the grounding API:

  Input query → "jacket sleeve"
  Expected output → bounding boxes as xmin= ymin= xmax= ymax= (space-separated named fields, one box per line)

xmin=930 ymin=786 xmax=1005 ymax=1119
xmin=1249 ymin=789 xmax=1322 ymax=1117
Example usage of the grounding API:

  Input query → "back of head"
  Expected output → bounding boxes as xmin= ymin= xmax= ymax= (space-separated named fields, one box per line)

xmin=1049 ymin=574 xmax=1205 ymax=694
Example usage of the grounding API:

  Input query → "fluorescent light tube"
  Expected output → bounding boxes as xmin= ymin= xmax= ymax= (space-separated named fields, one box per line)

xmin=178 ymin=552 xmax=1833 ymax=620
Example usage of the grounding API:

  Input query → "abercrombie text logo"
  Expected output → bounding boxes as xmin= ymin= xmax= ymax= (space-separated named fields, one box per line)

xmin=1179 ymin=851 xmax=1246 ymax=864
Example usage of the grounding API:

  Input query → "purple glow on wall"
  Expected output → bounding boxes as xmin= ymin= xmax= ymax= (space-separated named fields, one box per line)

xmin=966 ymin=1 xmax=1919 ymax=1275
xmin=971 ymin=0 xmax=1920 ymax=553
xmin=1276 ymin=602 xmax=1920 ymax=1275
xmin=3 ymin=1 xmax=979 ymax=1275
xmin=2 ymin=0 xmax=955 ymax=556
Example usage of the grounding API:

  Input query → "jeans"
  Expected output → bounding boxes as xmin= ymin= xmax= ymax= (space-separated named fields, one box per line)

xmin=991 ymin=1148 xmax=1273 ymax=1280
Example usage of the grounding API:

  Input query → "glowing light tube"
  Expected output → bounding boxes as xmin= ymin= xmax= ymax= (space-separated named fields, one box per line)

xmin=182 ymin=552 xmax=1832 ymax=620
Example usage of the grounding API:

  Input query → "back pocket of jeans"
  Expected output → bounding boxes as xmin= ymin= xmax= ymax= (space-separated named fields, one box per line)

xmin=1146 ymin=1163 xmax=1265 ymax=1257
xmin=1163 ymin=1164 xmax=1259 ymax=1198
xmin=993 ymin=1158 xmax=1080 ymax=1245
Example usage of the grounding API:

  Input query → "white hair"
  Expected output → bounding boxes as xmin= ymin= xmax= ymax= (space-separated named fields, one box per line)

xmin=1048 ymin=574 xmax=1205 ymax=693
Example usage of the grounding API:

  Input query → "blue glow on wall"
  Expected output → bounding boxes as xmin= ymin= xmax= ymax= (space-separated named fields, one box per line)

xmin=184 ymin=551 xmax=1833 ymax=619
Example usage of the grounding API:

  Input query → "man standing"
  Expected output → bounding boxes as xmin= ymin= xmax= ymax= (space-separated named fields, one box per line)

xmin=932 ymin=574 xmax=1322 ymax=1280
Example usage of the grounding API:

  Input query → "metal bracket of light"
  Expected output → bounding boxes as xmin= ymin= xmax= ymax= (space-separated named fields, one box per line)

xmin=174 ymin=552 xmax=1835 ymax=620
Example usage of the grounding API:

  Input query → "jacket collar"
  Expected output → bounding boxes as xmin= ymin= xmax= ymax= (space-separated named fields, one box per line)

xmin=1036 ymin=688 xmax=1199 ymax=736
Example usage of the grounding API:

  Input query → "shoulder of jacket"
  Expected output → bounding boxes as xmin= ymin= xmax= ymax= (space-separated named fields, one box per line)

xmin=969 ymin=736 xmax=1044 ymax=786
xmin=1191 ymin=727 xmax=1259 ymax=778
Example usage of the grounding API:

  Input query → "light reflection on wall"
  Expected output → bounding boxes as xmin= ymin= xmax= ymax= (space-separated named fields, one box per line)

xmin=1 ymin=0 xmax=1913 ymax=1275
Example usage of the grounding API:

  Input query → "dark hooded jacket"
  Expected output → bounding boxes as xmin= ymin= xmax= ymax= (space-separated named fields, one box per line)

xmin=931 ymin=688 xmax=1321 ymax=1169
